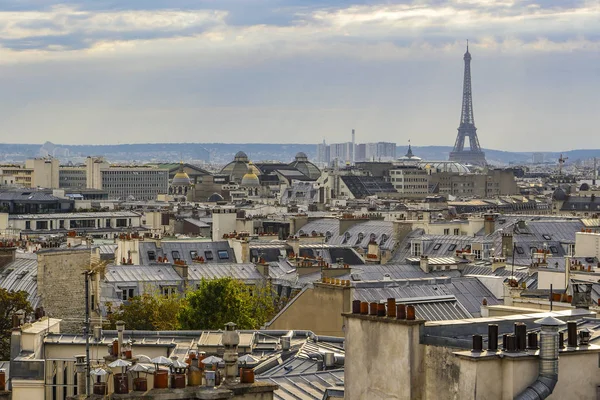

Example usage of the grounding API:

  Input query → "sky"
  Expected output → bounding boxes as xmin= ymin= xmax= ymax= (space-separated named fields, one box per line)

xmin=0 ymin=0 xmax=597 ymax=151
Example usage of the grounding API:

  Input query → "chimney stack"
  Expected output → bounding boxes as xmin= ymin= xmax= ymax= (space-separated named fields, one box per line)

xmin=116 ymin=321 xmax=125 ymax=358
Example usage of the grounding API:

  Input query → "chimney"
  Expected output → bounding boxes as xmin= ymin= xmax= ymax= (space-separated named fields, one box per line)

xmin=75 ymin=355 xmax=87 ymax=395
xmin=222 ymin=322 xmax=239 ymax=384
xmin=419 ymin=255 xmax=429 ymax=273
xmin=0 ymin=246 xmax=16 ymax=270
xmin=501 ymin=233 xmax=513 ymax=257
xmin=484 ymin=213 xmax=497 ymax=235
xmin=116 ymin=321 xmax=125 ymax=358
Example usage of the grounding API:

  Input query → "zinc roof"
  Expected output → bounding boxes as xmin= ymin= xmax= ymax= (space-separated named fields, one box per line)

xmin=0 ymin=257 xmax=39 ymax=308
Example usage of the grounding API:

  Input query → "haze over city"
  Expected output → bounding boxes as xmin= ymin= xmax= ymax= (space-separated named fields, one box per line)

xmin=0 ymin=0 xmax=597 ymax=151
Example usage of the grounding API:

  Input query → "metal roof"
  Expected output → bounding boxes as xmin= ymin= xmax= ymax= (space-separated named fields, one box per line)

xmin=262 ymin=370 xmax=344 ymax=400
xmin=139 ymin=241 xmax=235 ymax=265
xmin=352 ymin=277 xmax=499 ymax=318
xmin=105 ymin=265 xmax=182 ymax=284
xmin=187 ymin=263 xmax=264 ymax=282
xmin=298 ymin=219 xmax=397 ymax=251
xmin=0 ymin=257 xmax=39 ymax=308
xmin=9 ymin=211 xmax=141 ymax=220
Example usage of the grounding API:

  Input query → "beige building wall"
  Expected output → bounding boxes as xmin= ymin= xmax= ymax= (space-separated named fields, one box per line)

xmin=344 ymin=315 xmax=425 ymax=400
xmin=212 ymin=209 xmax=237 ymax=241
xmin=0 ymin=165 xmax=33 ymax=187
xmin=86 ymin=156 xmax=109 ymax=189
xmin=26 ymin=158 xmax=59 ymax=188
xmin=574 ymin=231 xmax=600 ymax=258
xmin=267 ymin=283 xmax=353 ymax=337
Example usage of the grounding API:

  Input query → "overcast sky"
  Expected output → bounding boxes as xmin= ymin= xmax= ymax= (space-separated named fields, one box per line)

xmin=0 ymin=0 xmax=597 ymax=151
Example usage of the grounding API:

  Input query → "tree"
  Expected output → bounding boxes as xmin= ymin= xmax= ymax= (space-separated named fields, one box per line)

xmin=107 ymin=290 xmax=183 ymax=331
xmin=0 ymin=289 xmax=33 ymax=359
xmin=178 ymin=278 xmax=276 ymax=330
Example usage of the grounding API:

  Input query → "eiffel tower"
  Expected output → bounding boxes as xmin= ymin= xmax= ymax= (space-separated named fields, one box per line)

xmin=448 ymin=43 xmax=486 ymax=166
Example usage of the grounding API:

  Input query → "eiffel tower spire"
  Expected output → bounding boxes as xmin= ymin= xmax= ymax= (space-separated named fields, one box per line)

xmin=449 ymin=42 xmax=486 ymax=166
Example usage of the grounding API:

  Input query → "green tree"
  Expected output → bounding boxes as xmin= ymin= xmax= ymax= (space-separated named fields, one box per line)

xmin=107 ymin=290 xmax=183 ymax=331
xmin=0 ymin=289 xmax=33 ymax=359
xmin=178 ymin=278 xmax=276 ymax=330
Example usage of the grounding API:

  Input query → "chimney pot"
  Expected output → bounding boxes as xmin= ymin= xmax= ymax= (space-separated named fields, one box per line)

xmin=387 ymin=298 xmax=396 ymax=318
xmin=396 ymin=304 xmax=406 ymax=320
xmin=488 ymin=324 xmax=498 ymax=351
xmin=377 ymin=304 xmax=386 ymax=317
xmin=406 ymin=305 xmax=416 ymax=321
xmin=567 ymin=321 xmax=578 ymax=347
xmin=472 ymin=334 xmax=483 ymax=352
xmin=360 ymin=302 xmax=369 ymax=315
xmin=527 ymin=332 xmax=539 ymax=350
xmin=352 ymin=300 xmax=361 ymax=314
xmin=369 ymin=302 xmax=378 ymax=316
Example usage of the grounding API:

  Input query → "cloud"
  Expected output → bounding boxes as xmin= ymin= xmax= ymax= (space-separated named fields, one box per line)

xmin=0 ymin=1 xmax=597 ymax=151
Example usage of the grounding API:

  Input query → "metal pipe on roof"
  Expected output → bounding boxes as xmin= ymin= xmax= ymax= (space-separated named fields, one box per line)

xmin=515 ymin=316 xmax=565 ymax=400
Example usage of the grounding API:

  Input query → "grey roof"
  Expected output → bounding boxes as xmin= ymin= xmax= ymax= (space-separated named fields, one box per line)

xmin=187 ymin=263 xmax=264 ymax=282
xmin=105 ymin=265 xmax=182 ymax=284
xmin=0 ymin=257 xmax=39 ymax=308
xmin=0 ymin=190 xmax=66 ymax=202
xmin=263 ymin=370 xmax=344 ymax=400
xmin=349 ymin=264 xmax=461 ymax=281
xmin=183 ymin=218 xmax=211 ymax=229
xmin=94 ymin=244 xmax=117 ymax=256
xmin=339 ymin=175 xmax=396 ymax=198
xmin=352 ymin=277 xmax=500 ymax=318
xmin=298 ymin=219 xmax=397 ymax=251
xmin=9 ymin=211 xmax=141 ymax=220
xmin=139 ymin=241 xmax=235 ymax=265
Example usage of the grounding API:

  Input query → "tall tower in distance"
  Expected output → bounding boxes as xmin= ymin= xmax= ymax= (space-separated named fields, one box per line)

xmin=448 ymin=42 xmax=486 ymax=166
xmin=351 ymin=129 xmax=356 ymax=164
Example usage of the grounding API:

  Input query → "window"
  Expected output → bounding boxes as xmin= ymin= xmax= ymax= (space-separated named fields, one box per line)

xmin=356 ymin=233 xmax=364 ymax=245
xmin=342 ymin=232 xmax=351 ymax=244
xmin=412 ymin=242 xmax=421 ymax=256
xmin=453 ymin=228 xmax=460 ymax=235
xmin=218 ymin=250 xmax=229 ymax=260
xmin=443 ymin=228 xmax=450 ymax=235
xmin=162 ymin=286 xmax=177 ymax=297
xmin=474 ymin=249 xmax=482 ymax=259
xmin=204 ymin=251 xmax=214 ymax=260
xmin=121 ymin=288 xmax=135 ymax=300
xmin=116 ymin=219 xmax=127 ymax=227
xmin=25 ymin=221 xmax=30 ymax=230
xmin=516 ymin=246 xmax=525 ymax=255
xmin=147 ymin=251 xmax=156 ymax=261
xmin=380 ymin=234 xmax=388 ymax=245
xmin=433 ymin=243 xmax=442 ymax=251
xmin=190 ymin=250 xmax=198 ymax=259
xmin=448 ymin=244 xmax=457 ymax=251
xmin=550 ymin=246 xmax=558 ymax=254
xmin=59 ymin=220 xmax=65 ymax=229
xmin=542 ymin=234 xmax=552 ymax=240
xmin=172 ymin=251 xmax=181 ymax=261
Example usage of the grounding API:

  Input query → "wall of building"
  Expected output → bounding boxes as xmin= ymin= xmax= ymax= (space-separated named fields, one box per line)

xmin=574 ymin=231 xmax=600 ymax=258
xmin=344 ymin=315 xmax=424 ymax=400
xmin=37 ymin=249 xmax=91 ymax=333
xmin=267 ymin=284 xmax=352 ymax=337
xmin=538 ymin=268 xmax=567 ymax=290
xmin=212 ymin=210 xmax=237 ymax=241
xmin=26 ymin=158 xmax=60 ymax=189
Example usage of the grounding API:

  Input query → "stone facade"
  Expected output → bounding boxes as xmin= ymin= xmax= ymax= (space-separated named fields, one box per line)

xmin=37 ymin=248 xmax=91 ymax=333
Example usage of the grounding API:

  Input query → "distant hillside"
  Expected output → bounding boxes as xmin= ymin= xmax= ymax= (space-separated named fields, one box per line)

xmin=1 ymin=142 xmax=600 ymax=165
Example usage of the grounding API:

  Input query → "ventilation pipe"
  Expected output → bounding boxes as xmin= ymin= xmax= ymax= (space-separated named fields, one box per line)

xmin=515 ymin=316 xmax=566 ymax=400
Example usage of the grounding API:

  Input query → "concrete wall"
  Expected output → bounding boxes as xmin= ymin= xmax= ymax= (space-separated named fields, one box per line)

xmin=575 ymin=231 xmax=600 ymax=258
xmin=268 ymin=284 xmax=352 ymax=337
xmin=37 ymin=249 xmax=91 ymax=333
xmin=538 ymin=268 xmax=567 ymax=290
xmin=213 ymin=211 xmax=237 ymax=241
xmin=344 ymin=315 xmax=424 ymax=400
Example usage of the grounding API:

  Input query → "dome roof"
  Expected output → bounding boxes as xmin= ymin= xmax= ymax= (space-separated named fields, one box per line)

xmin=295 ymin=152 xmax=308 ymax=161
xmin=289 ymin=155 xmax=321 ymax=180
xmin=552 ymin=187 xmax=569 ymax=201
xmin=207 ymin=193 xmax=224 ymax=202
xmin=171 ymin=164 xmax=192 ymax=186
xmin=241 ymin=166 xmax=260 ymax=186
xmin=234 ymin=151 xmax=249 ymax=162
xmin=419 ymin=161 xmax=470 ymax=174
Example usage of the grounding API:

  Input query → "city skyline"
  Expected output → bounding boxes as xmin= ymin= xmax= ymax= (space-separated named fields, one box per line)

xmin=0 ymin=1 xmax=597 ymax=150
